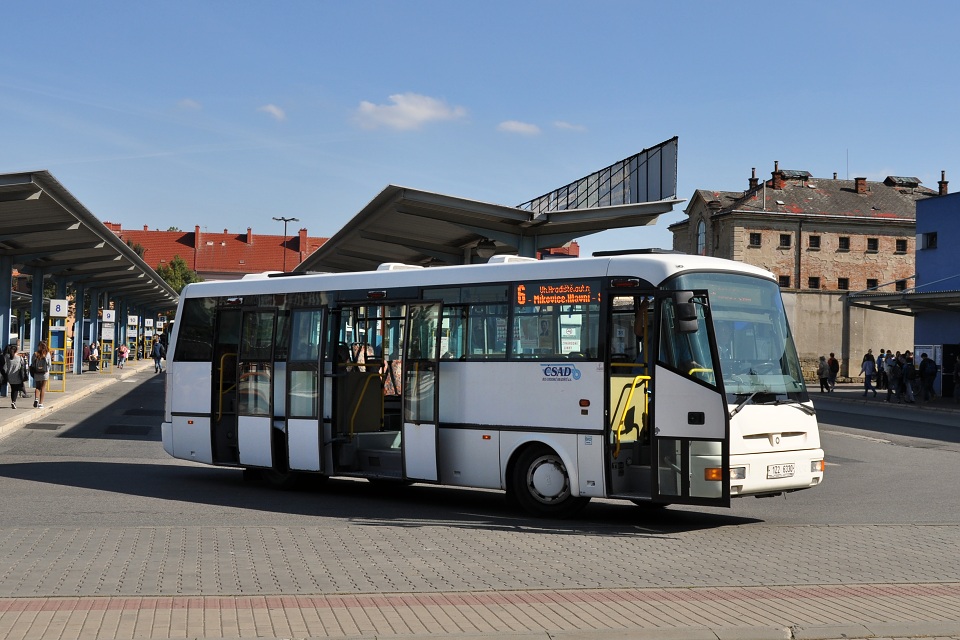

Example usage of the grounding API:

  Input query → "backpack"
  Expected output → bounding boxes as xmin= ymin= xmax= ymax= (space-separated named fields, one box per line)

xmin=30 ymin=355 xmax=47 ymax=377
xmin=906 ymin=364 xmax=918 ymax=380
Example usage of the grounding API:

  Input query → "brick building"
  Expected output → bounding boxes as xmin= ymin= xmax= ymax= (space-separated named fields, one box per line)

xmin=105 ymin=224 xmax=328 ymax=281
xmin=670 ymin=163 xmax=946 ymax=377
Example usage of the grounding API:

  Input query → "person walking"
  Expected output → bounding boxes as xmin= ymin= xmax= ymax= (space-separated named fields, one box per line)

xmin=117 ymin=343 xmax=129 ymax=370
xmin=817 ymin=356 xmax=830 ymax=393
xmin=31 ymin=341 xmax=51 ymax=409
xmin=2 ymin=344 xmax=27 ymax=409
xmin=827 ymin=352 xmax=840 ymax=391
xmin=151 ymin=339 xmax=166 ymax=373
xmin=859 ymin=352 xmax=877 ymax=398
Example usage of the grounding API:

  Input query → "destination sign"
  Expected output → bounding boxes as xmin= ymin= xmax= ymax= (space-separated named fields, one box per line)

xmin=516 ymin=281 xmax=600 ymax=306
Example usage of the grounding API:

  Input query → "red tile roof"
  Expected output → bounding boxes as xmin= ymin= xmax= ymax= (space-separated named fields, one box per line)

xmin=105 ymin=224 xmax=327 ymax=279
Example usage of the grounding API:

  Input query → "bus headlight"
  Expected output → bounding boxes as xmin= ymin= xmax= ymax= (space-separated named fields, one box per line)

xmin=811 ymin=460 xmax=824 ymax=473
xmin=730 ymin=466 xmax=747 ymax=480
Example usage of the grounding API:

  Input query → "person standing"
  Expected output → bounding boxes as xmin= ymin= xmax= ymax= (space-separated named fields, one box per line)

xmin=875 ymin=349 xmax=886 ymax=389
xmin=31 ymin=341 xmax=51 ymax=409
xmin=2 ymin=344 xmax=27 ymax=409
xmin=901 ymin=355 xmax=917 ymax=404
xmin=918 ymin=353 xmax=938 ymax=403
xmin=88 ymin=341 xmax=100 ymax=371
xmin=953 ymin=357 xmax=960 ymax=404
xmin=827 ymin=352 xmax=840 ymax=391
xmin=859 ymin=352 xmax=877 ymax=398
xmin=817 ymin=356 xmax=830 ymax=393
xmin=886 ymin=355 xmax=903 ymax=403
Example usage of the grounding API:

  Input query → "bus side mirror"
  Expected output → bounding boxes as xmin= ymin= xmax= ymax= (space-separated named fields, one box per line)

xmin=674 ymin=292 xmax=699 ymax=334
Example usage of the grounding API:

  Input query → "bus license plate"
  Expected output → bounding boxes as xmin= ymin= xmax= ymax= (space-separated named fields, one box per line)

xmin=767 ymin=463 xmax=795 ymax=479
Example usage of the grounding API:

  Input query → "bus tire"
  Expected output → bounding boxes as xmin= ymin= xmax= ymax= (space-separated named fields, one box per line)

xmin=511 ymin=444 xmax=589 ymax=518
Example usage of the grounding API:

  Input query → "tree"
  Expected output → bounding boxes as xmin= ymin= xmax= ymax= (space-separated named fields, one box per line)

xmin=167 ymin=226 xmax=182 ymax=232
xmin=126 ymin=239 xmax=145 ymax=258
xmin=156 ymin=255 xmax=202 ymax=293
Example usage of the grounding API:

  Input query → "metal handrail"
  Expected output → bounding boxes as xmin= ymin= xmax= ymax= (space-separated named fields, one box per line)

xmin=216 ymin=353 xmax=237 ymax=422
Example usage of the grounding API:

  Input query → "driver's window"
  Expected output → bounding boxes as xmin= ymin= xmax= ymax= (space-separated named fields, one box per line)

xmin=659 ymin=296 xmax=717 ymax=387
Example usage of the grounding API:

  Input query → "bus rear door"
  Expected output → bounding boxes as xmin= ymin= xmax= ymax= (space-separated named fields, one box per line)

xmin=402 ymin=301 xmax=442 ymax=482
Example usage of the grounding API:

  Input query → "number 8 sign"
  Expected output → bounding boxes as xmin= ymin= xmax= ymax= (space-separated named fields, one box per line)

xmin=50 ymin=299 xmax=69 ymax=318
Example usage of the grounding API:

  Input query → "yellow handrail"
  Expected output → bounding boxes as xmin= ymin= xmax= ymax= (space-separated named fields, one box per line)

xmin=613 ymin=374 xmax=650 ymax=459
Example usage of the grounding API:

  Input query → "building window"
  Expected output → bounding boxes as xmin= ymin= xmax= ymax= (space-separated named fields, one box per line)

xmin=779 ymin=234 xmax=791 ymax=248
xmin=749 ymin=232 xmax=762 ymax=247
xmin=778 ymin=275 xmax=791 ymax=288
xmin=808 ymin=235 xmax=821 ymax=249
xmin=896 ymin=238 xmax=907 ymax=253
xmin=838 ymin=236 xmax=850 ymax=251
xmin=808 ymin=277 xmax=820 ymax=289
xmin=838 ymin=278 xmax=849 ymax=290
xmin=867 ymin=278 xmax=879 ymax=290
xmin=895 ymin=280 xmax=907 ymax=291
xmin=921 ymin=232 xmax=938 ymax=249
xmin=696 ymin=220 xmax=706 ymax=256
xmin=866 ymin=238 xmax=879 ymax=252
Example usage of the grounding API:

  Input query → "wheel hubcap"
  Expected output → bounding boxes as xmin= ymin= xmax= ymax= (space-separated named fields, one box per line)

xmin=527 ymin=455 xmax=570 ymax=504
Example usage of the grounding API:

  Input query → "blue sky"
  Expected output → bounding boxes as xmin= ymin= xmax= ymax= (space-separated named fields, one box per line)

xmin=3 ymin=1 xmax=958 ymax=260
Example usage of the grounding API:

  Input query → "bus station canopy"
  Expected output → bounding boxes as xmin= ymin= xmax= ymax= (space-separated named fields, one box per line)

xmin=847 ymin=289 xmax=960 ymax=315
xmin=0 ymin=170 xmax=178 ymax=310
xmin=296 ymin=185 xmax=683 ymax=273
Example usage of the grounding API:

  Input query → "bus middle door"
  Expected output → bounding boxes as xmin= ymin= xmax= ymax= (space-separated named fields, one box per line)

xmin=401 ymin=301 xmax=442 ymax=482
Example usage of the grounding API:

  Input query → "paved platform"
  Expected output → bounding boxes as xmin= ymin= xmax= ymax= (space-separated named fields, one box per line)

xmin=1 ymin=369 xmax=959 ymax=639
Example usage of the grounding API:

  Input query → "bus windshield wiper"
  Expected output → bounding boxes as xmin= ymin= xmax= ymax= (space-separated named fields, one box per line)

xmin=765 ymin=399 xmax=817 ymax=415
xmin=729 ymin=391 xmax=759 ymax=419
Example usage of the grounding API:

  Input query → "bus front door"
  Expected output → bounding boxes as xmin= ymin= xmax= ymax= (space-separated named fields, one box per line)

xmin=401 ymin=301 xmax=442 ymax=482
xmin=651 ymin=291 xmax=730 ymax=507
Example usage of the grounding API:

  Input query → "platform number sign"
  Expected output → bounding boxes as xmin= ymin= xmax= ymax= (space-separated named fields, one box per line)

xmin=103 ymin=310 xmax=116 ymax=322
xmin=50 ymin=299 xmax=69 ymax=318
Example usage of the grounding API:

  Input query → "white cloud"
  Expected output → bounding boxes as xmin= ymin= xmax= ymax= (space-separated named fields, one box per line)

xmin=497 ymin=120 xmax=541 ymax=136
xmin=554 ymin=120 xmax=586 ymax=132
xmin=355 ymin=92 xmax=467 ymax=130
xmin=258 ymin=104 xmax=286 ymax=122
xmin=177 ymin=98 xmax=202 ymax=110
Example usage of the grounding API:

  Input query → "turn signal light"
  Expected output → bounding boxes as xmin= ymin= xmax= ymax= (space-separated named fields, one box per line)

xmin=704 ymin=467 xmax=723 ymax=481
xmin=811 ymin=460 xmax=825 ymax=472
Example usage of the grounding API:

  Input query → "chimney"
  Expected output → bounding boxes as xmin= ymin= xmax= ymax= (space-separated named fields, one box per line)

xmin=855 ymin=177 xmax=867 ymax=194
xmin=833 ymin=172 xmax=838 ymax=180
xmin=298 ymin=228 xmax=307 ymax=261
xmin=939 ymin=170 xmax=949 ymax=196
xmin=246 ymin=227 xmax=253 ymax=244
xmin=143 ymin=224 xmax=149 ymax=231
xmin=771 ymin=161 xmax=784 ymax=189
xmin=195 ymin=225 xmax=201 ymax=248
xmin=748 ymin=167 xmax=759 ymax=190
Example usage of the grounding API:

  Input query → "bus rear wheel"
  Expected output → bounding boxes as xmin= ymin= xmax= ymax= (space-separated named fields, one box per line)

xmin=511 ymin=445 xmax=589 ymax=518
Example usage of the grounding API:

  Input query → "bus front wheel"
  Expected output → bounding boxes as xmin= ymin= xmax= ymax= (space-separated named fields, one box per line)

xmin=511 ymin=445 xmax=589 ymax=518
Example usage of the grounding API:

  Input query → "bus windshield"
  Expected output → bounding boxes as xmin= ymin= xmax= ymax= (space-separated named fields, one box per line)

xmin=671 ymin=272 xmax=807 ymax=402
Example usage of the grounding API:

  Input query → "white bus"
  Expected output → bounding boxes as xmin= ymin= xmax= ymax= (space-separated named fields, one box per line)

xmin=162 ymin=251 xmax=824 ymax=517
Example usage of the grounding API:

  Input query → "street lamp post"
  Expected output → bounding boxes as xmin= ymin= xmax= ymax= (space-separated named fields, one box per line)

xmin=272 ymin=216 xmax=300 ymax=272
